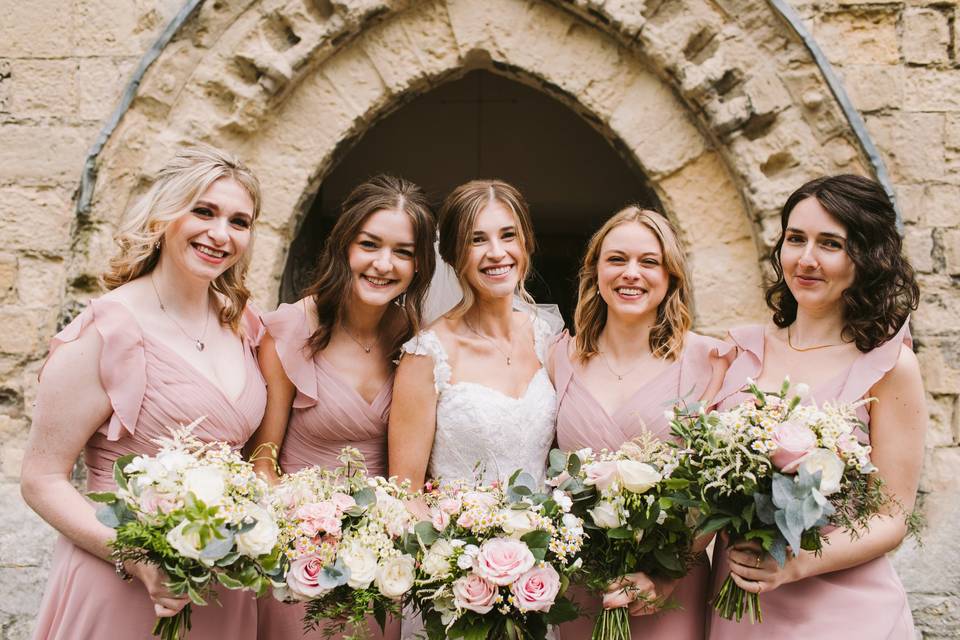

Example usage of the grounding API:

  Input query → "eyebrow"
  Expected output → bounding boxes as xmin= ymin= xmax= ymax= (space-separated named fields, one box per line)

xmin=786 ymin=226 xmax=846 ymax=240
xmin=196 ymin=200 xmax=253 ymax=219
xmin=473 ymin=225 xmax=517 ymax=235
xmin=358 ymin=231 xmax=414 ymax=247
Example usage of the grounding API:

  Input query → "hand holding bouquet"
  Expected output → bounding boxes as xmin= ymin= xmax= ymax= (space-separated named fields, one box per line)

xmin=91 ymin=420 xmax=281 ymax=640
xmin=670 ymin=378 xmax=888 ymax=623
xmin=548 ymin=434 xmax=696 ymax=640
xmin=408 ymin=471 xmax=584 ymax=640
xmin=268 ymin=448 xmax=416 ymax=638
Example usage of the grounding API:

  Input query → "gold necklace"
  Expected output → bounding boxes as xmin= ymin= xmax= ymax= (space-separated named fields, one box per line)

xmin=151 ymin=274 xmax=210 ymax=352
xmin=464 ymin=319 xmax=514 ymax=366
xmin=597 ymin=350 xmax=642 ymax=382
xmin=786 ymin=325 xmax=846 ymax=352
xmin=340 ymin=323 xmax=375 ymax=354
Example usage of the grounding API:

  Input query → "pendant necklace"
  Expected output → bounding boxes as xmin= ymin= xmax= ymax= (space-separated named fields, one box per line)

xmin=786 ymin=325 xmax=846 ymax=352
xmin=597 ymin=349 xmax=642 ymax=382
xmin=341 ymin=324 xmax=375 ymax=354
xmin=464 ymin=318 xmax=514 ymax=366
xmin=151 ymin=274 xmax=210 ymax=352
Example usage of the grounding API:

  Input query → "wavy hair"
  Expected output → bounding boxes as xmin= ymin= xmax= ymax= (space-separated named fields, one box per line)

xmin=574 ymin=207 xmax=693 ymax=361
xmin=303 ymin=175 xmax=436 ymax=359
xmin=437 ymin=179 xmax=536 ymax=318
xmin=765 ymin=174 xmax=919 ymax=352
xmin=101 ymin=144 xmax=262 ymax=330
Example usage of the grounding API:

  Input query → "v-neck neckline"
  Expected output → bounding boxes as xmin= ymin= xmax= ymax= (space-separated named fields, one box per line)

xmin=572 ymin=357 xmax=682 ymax=423
xmin=754 ymin=325 xmax=860 ymax=400
xmin=146 ymin=335 xmax=253 ymax=406
xmin=315 ymin=353 xmax=393 ymax=410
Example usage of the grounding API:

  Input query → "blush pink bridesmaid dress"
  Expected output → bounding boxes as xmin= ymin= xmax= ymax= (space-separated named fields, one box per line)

xmin=707 ymin=322 xmax=916 ymax=639
xmin=255 ymin=301 xmax=400 ymax=640
xmin=31 ymin=297 xmax=267 ymax=640
xmin=553 ymin=331 xmax=728 ymax=640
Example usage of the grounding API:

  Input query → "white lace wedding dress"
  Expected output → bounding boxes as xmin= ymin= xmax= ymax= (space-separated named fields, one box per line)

xmin=398 ymin=313 xmax=559 ymax=639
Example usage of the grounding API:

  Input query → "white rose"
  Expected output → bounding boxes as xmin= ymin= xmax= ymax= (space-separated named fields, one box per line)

xmin=501 ymin=509 xmax=539 ymax=538
xmin=588 ymin=500 xmax=622 ymax=529
xmin=156 ymin=451 xmax=193 ymax=474
xmin=166 ymin=520 xmax=203 ymax=560
xmin=561 ymin=513 xmax=584 ymax=536
xmin=182 ymin=467 xmax=227 ymax=507
xmin=236 ymin=506 xmax=279 ymax=558
xmin=616 ymin=460 xmax=661 ymax=494
xmin=339 ymin=544 xmax=379 ymax=589
xmin=552 ymin=490 xmax=572 ymax=513
xmin=797 ymin=448 xmax=846 ymax=496
xmin=375 ymin=555 xmax=416 ymax=599
xmin=421 ymin=539 xmax=455 ymax=577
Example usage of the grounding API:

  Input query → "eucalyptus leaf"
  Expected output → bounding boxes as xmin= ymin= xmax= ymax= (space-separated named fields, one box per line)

xmin=414 ymin=521 xmax=439 ymax=546
xmin=754 ymin=493 xmax=776 ymax=525
xmin=200 ymin=529 xmax=235 ymax=562
xmin=216 ymin=572 xmax=244 ymax=590
xmin=520 ymin=530 xmax=551 ymax=549
xmin=769 ymin=536 xmax=788 ymax=567
xmin=801 ymin=494 xmax=824 ymax=530
xmin=774 ymin=509 xmax=801 ymax=553
xmin=95 ymin=504 xmax=120 ymax=529
xmin=606 ymin=527 xmax=632 ymax=540
xmin=353 ymin=487 xmax=376 ymax=507
xmin=548 ymin=449 xmax=567 ymax=475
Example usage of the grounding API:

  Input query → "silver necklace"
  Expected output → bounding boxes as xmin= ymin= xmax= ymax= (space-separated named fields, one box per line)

xmin=464 ymin=319 xmax=514 ymax=366
xmin=151 ymin=275 xmax=210 ymax=352
xmin=341 ymin=324 xmax=374 ymax=354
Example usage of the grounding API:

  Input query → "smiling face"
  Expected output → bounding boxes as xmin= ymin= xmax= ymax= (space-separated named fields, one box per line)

xmin=596 ymin=221 xmax=669 ymax=322
xmin=161 ymin=177 xmax=255 ymax=283
xmin=779 ymin=196 xmax=856 ymax=313
xmin=347 ymin=208 xmax=417 ymax=309
xmin=462 ymin=201 xmax=526 ymax=301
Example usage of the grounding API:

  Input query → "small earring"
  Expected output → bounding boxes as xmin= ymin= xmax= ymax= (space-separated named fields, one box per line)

xmin=154 ymin=240 xmax=161 ymax=251
xmin=394 ymin=292 xmax=407 ymax=307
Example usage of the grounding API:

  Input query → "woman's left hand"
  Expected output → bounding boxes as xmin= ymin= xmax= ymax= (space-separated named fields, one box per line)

xmin=602 ymin=573 xmax=679 ymax=616
xmin=726 ymin=540 xmax=802 ymax=595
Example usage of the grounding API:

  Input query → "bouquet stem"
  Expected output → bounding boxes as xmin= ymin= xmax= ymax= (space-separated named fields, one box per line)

xmin=712 ymin=574 xmax=762 ymax=623
xmin=591 ymin=607 xmax=631 ymax=640
xmin=152 ymin=605 xmax=191 ymax=640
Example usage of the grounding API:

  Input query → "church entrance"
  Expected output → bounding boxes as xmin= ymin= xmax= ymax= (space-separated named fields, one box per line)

xmin=281 ymin=70 xmax=660 ymax=324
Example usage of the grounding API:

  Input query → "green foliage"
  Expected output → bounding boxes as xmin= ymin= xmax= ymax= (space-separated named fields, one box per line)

xmin=303 ymin=585 xmax=402 ymax=640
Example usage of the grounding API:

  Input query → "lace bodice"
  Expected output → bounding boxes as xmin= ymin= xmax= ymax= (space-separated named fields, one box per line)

xmin=401 ymin=315 xmax=558 ymax=487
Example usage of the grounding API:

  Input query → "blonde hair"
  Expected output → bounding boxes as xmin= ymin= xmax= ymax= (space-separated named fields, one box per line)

xmin=102 ymin=144 xmax=262 ymax=330
xmin=437 ymin=179 xmax=536 ymax=318
xmin=573 ymin=207 xmax=692 ymax=361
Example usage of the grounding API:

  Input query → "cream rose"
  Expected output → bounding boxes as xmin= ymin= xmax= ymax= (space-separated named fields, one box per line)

xmin=182 ymin=467 xmax=227 ymax=507
xmin=790 ymin=448 xmax=846 ymax=495
xmin=473 ymin=538 xmax=535 ymax=586
xmin=339 ymin=544 xmax=379 ymax=589
xmin=510 ymin=564 xmax=561 ymax=612
xmin=166 ymin=520 xmax=203 ymax=560
xmin=236 ymin=505 xmax=280 ymax=558
xmin=583 ymin=461 xmax=619 ymax=491
xmin=588 ymin=500 xmax=622 ymax=529
xmin=452 ymin=574 xmax=498 ymax=614
xmin=501 ymin=509 xmax=539 ymax=538
xmin=770 ymin=418 xmax=818 ymax=470
xmin=616 ymin=460 xmax=661 ymax=493
xmin=375 ymin=555 xmax=416 ymax=599
xmin=421 ymin=539 xmax=455 ymax=577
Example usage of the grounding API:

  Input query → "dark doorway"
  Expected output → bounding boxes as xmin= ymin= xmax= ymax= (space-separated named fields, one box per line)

xmin=282 ymin=70 xmax=660 ymax=324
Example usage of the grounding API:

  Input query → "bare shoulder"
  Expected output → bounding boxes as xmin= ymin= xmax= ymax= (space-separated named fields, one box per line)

xmin=873 ymin=343 xmax=922 ymax=395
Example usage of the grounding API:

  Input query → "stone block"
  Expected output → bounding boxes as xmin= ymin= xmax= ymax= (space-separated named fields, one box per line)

xmin=687 ymin=239 xmax=768 ymax=330
xmin=901 ymin=7 xmax=950 ymax=65
xmin=815 ymin=10 xmax=899 ymax=66
xmin=78 ymin=56 xmax=138 ymax=122
xmin=904 ymin=69 xmax=960 ymax=113
xmin=865 ymin=113 xmax=946 ymax=183
xmin=6 ymin=59 xmax=79 ymax=118
xmin=919 ymin=446 xmax=960 ymax=493
xmin=743 ymin=72 xmax=792 ymax=118
xmin=926 ymin=394 xmax=958 ymax=448
xmin=897 ymin=183 xmax=960 ymax=228
xmin=904 ymin=226 xmax=934 ymax=273
xmin=72 ymin=0 xmax=160 ymax=56
xmin=0 ymin=415 xmax=28 ymax=481
xmin=916 ymin=337 xmax=960 ymax=396
xmin=0 ymin=307 xmax=56 ymax=356
xmin=0 ymin=482 xmax=57 ymax=617
xmin=941 ymin=229 xmax=960 ymax=275
xmin=0 ymin=188 xmax=74 ymax=255
xmin=0 ymin=0 xmax=73 ymax=57
xmin=609 ymin=72 xmax=706 ymax=177
xmin=16 ymin=257 xmax=65 ymax=308
xmin=912 ymin=275 xmax=960 ymax=336
xmin=0 ymin=125 xmax=92 ymax=187
xmin=841 ymin=64 xmax=902 ymax=113
xmin=320 ymin=47 xmax=389 ymax=121
xmin=0 ymin=254 xmax=16 ymax=304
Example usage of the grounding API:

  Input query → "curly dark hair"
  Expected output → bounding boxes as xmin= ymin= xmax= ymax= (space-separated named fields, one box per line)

xmin=765 ymin=174 xmax=919 ymax=352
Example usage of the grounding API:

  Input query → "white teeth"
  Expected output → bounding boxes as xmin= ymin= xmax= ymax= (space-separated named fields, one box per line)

xmin=195 ymin=244 xmax=226 ymax=258
xmin=364 ymin=276 xmax=391 ymax=286
xmin=483 ymin=266 xmax=511 ymax=276
xmin=617 ymin=288 xmax=643 ymax=296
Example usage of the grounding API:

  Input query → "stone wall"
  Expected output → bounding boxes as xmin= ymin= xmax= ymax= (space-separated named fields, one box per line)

xmin=0 ymin=1 xmax=956 ymax=638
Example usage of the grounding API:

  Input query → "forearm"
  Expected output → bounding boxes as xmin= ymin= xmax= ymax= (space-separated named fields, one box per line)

xmin=22 ymin=473 xmax=116 ymax=563
xmin=791 ymin=514 xmax=908 ymax=581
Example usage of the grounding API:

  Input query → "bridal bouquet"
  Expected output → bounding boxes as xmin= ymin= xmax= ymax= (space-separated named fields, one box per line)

xmin=547 ymin=435 xmax=696 ymax=640
xmin=670 ymin=378 xmax=887 ymax=623
xmin=408 ymin=471 xmax=585 ymax=639
xmin=267 ymin=448 xmax=416 ymax=638
xmin=90 ymin=420 xmax=281 ymax=640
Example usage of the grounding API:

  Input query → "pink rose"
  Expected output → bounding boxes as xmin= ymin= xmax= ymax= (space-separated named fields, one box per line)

xmin=438 ymin=497 xmax=462 ymax=515
xmin=452 ymin=574 xmax=498 ymax=614
xmin=295 ymin=502 xmax=342 ymax=538
xmin=432 ymin=508 xmax=450 ymax=530
xmin=330 ymin=492 xmax=356 ymax=514
xmin=457 ymin=511 xmax=476 ymax=528
xmin=583 ymin=461 xmax=618 ymax=491
xmin=286 ymin=556 xmax=330 ymax=599
xmin=473 ymin=538 xmax=535 ymax=586
xmin=770 ymin=418 xmax=817 ymax=471
xmin=510 ymin=564 xmax=561 ymax=612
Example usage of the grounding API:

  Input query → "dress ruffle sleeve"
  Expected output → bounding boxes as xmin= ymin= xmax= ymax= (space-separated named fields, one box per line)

xmin=261 ymin=302 xmax=318 ymax=410
xmin=678 ymin=332 xmax=736 ymax=408
xmin=714 ymin=325 xmax=765 ymax=407
xmin=839 ymin=320 xmax=913 ymax=404
xmin=42 ymin=299 xmax=146 ymax=442
xmin=240 ymin=302 xmax=266 ymax=349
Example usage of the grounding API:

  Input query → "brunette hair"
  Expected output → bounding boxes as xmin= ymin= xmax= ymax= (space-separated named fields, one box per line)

xmin=102 ymin=144 xmax=262 ymax=330
xmin=302 ymin=175 xmax=436 ymax=358
xmin=437 ymin=179 xmax=536 ymax=318
xmin=574 ymin=207 xmax=693 ymax=361
xmin=765 ymin=174 xmax=919 ymax=351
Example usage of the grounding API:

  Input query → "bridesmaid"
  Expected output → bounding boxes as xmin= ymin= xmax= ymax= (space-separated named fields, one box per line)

xmin=247 ymin=175 xmax=436 ymax=640
xmin=708 ymin=175 xmax=925 ymax=639
xmin=550 ymin=207 xmax=728 ymax=639
xmin=21 ymin=145 xmax=266 ymax=639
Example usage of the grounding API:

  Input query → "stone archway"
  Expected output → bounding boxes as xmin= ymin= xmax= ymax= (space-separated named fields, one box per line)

xmin=72 ymin=0 xmax=871 ymax=334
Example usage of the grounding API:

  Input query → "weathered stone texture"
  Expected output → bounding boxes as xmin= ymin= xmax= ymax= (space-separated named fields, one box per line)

xmin=0 ymin=0 xmax=958 ymax=636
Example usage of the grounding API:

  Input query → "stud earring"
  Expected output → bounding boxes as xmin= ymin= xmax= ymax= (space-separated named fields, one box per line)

xmin=154 ymin=240 xmax=161 ymax=251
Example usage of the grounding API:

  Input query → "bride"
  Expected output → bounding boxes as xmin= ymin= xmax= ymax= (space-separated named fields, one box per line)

xmin=388 ymin=178 xmax=557 ymax=492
